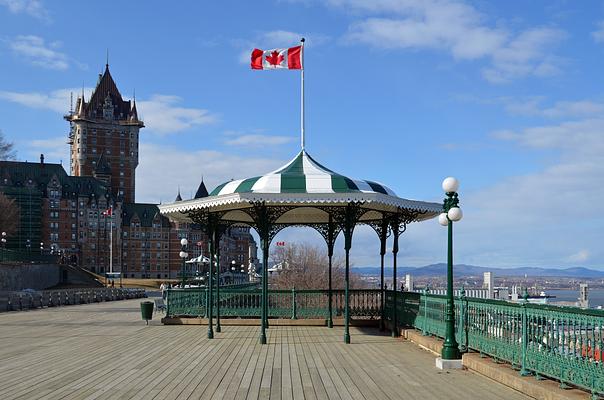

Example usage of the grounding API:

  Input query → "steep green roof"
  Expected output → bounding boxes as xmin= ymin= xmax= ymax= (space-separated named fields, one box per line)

xmin=0 ymin=160 xmax=112 ymax=200
xmin=122 ymin=203 xmax=170 ymax=228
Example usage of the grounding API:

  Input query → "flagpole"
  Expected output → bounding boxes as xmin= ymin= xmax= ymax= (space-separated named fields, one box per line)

xmin=300 ymin=38 xmax=305 ymax=151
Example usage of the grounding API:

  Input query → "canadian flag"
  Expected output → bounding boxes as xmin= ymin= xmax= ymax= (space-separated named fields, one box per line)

xmin=251 ymin=46 xmax=303 ymax=70
xmin=102 ymin=206 xmax=113 ymax=217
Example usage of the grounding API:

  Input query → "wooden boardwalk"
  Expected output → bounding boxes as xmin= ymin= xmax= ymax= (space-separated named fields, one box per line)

xmin=0 ymin=298 xmax=531 ymax=400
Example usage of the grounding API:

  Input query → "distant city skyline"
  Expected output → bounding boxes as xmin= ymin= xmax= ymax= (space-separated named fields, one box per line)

xmin=1 ymin=1 xmax=604 ymax=269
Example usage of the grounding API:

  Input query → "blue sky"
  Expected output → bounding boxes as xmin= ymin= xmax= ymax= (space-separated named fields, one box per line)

xmin=1 ymin=0 xmax=604 ymax=269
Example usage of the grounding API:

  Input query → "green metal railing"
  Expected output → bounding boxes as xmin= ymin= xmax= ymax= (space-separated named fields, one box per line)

xmin=385 ymin=290 xmax=604 ymax=397
xmin=166 ymin=288 xmax=381 ymax=320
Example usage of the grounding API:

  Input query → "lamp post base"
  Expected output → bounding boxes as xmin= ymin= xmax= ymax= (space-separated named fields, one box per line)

xmin=436 ymin=357 xmax=463 ymax=370
xmin=344 ymin=333 xmax=350 ymax=344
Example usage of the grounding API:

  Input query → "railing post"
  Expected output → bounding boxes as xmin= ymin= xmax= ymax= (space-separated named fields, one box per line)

xmin=204 ymin=286 xmax=209 ymax=318
xmin=291 ymin=287 xmax=297 ymax=320
xmin=422 ymin=286 xmax=429 ymax=336
xmin=520 ymin=289 xmax=530 ymax=376
xmin=459 ymin=287 xmax=468 ymax=352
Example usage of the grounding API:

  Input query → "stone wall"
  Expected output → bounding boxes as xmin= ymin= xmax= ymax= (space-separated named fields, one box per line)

xmin=0 ymin=264 xmax=61 ymax=291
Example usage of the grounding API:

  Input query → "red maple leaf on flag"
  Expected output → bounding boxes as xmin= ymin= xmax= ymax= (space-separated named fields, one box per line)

xmin=265 ymin=51 xmax=284 ymax=66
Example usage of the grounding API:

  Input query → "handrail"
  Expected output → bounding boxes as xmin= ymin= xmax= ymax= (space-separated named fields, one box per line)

xmin=385 ymin=290 xmax=604 ymax=397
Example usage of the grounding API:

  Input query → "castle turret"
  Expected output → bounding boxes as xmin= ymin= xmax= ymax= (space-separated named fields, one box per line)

xmin=65 ymin=63 xmax=144 ymax=203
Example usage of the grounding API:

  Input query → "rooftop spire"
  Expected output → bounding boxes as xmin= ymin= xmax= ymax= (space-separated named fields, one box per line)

xmin=175 ymin=187 xmax=182 ymax=202
xmin=194 ymin=177 xmax=209 ymax=199
xmin=106 ymin=48 xmax=109 ymax=69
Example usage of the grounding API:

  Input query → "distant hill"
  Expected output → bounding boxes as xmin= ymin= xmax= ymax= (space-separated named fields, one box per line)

xmin=354 ymin=264 xmax=604 ymax=278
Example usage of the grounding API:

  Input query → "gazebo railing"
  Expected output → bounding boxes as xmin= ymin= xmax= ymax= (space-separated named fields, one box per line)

xmin=385 ymin=290 xmax=604 ymax=397
xmin=166 ymin=288 xmax=382 ymax=320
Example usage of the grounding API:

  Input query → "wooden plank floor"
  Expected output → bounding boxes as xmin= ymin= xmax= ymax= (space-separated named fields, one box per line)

xmin=0 ymin=299 xmax=531 ymax=400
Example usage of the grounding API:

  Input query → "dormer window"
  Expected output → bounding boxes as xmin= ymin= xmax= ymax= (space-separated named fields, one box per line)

xmin=103 ymin=95 xmax=113 ymax=120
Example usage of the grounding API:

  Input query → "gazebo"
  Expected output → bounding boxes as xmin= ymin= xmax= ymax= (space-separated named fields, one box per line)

xmin=159 ymin=149 xmax=441 ymax=344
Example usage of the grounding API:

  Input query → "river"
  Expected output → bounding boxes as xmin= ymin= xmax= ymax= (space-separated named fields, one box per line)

xmin=547 ymin=288 xmax=604 ymax=308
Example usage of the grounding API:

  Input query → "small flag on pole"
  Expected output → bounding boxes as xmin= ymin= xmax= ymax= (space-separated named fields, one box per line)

xmin=102 ymin=206 xmax=113 ymax=217
xmin=251 ymin=46 xmax=303 ymax=70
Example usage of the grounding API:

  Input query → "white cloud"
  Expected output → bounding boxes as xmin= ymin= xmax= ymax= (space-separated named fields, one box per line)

xmin=483 ymin=28 xmax=565 ymax=83
xmin=0 ymin=87 xmax=93 ymax=113
xmin=22 ymin=136 xmax=69 ymax=165
xmin=334 ymin=0 xmax=565 ymax=83
xmin=459 ymin=117 xmax=604 ymax=267
xmin=7 ymin=35 xmax=74 ymax=70
xmin=138 ymin=95 xmax=218 ymax=135
xmin=0 ymin=0 xmax=50 ymax=21
xmin=504 ymin=98 xmax=604 ymax=118
xmin=224 ymin=134 xmax=295 ymax=146
xmin=0 ymin=89 xmax=216 ymax=135
xmin=593 ymin=20 xmax=604 ymax=43
xmin=568 ymin=250 xmax=590 ymax=263
xmin=136 ymin=143 xmax=285 ymax=203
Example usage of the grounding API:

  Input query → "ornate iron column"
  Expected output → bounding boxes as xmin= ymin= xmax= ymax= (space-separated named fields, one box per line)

xmin=309 ymin=216 xmax=340 ymax=329
xmin=390 ymin=221 xmax=401 ymax=337
xmin=326 ymin=217 xmax=336 ymax=329
xmin=332 ymin=203 xmax=364 ymax=344
xmin=207 ymin=223 xmax=217 ymax=339
xmin=216 ymin=237 xmax=222 ymax=333
xmin=388 ymin=209 xmax=420 ymax=337
xmin=187 ymin=209 xmax=227 ymax=340
xmin=368 ymin=216 xmax=390 ymax=332
xmin=245 ymin=202 xmax=293 ymax=344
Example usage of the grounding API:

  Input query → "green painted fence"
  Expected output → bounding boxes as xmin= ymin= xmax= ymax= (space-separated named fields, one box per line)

xmin=385 ymin=290 xmax=604 ymax=397
xmin=166 ymin=288 xmax=381 ymax=320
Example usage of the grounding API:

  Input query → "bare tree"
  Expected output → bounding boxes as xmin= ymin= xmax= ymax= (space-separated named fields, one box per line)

xmin=0 ymin=130 xmax=16 ymax=161
xmin=0 ymin=193 xmax=19 ymax=236
xmin=270 ymin=242 xmax=368 ymax=290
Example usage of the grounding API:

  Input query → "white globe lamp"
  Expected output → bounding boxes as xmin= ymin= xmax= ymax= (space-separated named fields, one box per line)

xmin=438 ymin=213 xmax=449 ymax=226
xmin=180 ymin=238 xmax=188 ymax=246
xmin=442 ymin=177 xmax=459 ymax=193
xmin=447 ymin=207 xmax=463 ymax=222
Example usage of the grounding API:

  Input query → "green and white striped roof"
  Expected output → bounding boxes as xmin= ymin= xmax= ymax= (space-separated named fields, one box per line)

xmin=159 ymin=150 xmax=442 ymax=225
xmin=210 ymin=150 xmax=396 ymax=196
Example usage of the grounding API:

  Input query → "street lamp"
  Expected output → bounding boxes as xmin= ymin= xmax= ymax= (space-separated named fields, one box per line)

xmin=1 ymin=232 xmax=6 ymax=262
xmin=438 ymin=177 xmax=463 ymax=365
xmin=40 ymin=242 xmax=44 ymax=254
xmin=180 ymin=238 xmax=188 ymax=288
